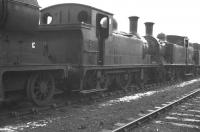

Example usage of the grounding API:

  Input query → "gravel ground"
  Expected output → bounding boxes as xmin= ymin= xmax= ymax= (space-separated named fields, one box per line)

xmin=1 ymin=78 xmax=200 ymax=132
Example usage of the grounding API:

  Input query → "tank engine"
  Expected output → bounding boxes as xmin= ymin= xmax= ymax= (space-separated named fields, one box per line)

xmin=0 ymin=0 xmax=199 ymax=106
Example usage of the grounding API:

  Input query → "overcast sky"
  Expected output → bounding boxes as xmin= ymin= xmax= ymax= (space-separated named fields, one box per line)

xmin=38 ymin=0 xmax=200 ymax=43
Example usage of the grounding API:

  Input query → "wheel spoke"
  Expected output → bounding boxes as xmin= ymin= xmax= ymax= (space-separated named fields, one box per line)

xmin=27 ymin=73 xmax=55 ymax=106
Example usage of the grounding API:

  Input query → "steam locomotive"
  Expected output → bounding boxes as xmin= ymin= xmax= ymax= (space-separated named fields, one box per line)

xmin=0 ymin=0 xmax=200 ymax=106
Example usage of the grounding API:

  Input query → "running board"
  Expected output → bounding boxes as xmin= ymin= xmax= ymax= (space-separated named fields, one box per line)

xmin=80 ymin=88 xmax=107 ymax=94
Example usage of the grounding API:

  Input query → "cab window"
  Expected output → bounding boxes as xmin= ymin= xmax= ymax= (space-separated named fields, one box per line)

xmin=77 ymin=11 xmax=91 ymax=24
xmin=96 ymin=14 xmax=109 ymax=38
xmin=42 ymin=13 xmax=53 ymax=24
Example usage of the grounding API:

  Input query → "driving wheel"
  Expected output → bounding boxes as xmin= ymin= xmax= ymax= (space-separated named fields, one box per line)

xmin=27 ymin=72 xmax=55 ymax=106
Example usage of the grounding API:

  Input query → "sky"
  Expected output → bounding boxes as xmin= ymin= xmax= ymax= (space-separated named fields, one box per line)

xmin=38 ymin=0 xmax=200 ymax=43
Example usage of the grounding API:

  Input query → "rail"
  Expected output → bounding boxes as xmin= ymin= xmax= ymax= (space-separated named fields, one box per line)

xmin=112 ymin=88 xmax=200 ymax=132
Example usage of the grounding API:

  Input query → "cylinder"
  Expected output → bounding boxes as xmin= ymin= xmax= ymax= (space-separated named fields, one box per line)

xmin=129 ymin=16 xmax=139 ymax=34
xmin=145 ymin=22 xmax=154 ymax=36
xmin=0 ymin=0 xmax=40 ymax=31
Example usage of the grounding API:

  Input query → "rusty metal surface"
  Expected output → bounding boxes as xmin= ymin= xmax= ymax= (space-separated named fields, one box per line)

xmin=104 ymin=34 xmax=144 ymax=65
xmin=129 ymin=16 xmax=139 ymax=34
xmin=166 ymin=43 xmax=193 ymax=65
xmin=145 ymin=22 xmax=154 ymax=36
xmin=0 ymin=0 xmax=39 ymax=31
xmin=0 ymin=30 xmax=82 ymax=65
xmin=172 ymin=44 xmax=187 ymax=64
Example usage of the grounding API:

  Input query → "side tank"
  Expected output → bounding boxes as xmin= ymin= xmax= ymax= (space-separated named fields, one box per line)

xmin=105 ymin=33 xmax=144 ymax=65
xmin=0 ymin=0 xmax=40 ymax=31
xmin=104 ymin=16 xmax=144 ymax=65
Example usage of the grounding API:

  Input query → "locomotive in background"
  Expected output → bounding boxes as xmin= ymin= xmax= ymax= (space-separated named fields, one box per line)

xmin=0 ymin=0 xmax=200 ymax=106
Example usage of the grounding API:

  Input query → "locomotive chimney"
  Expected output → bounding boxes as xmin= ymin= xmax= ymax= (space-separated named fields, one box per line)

xmin=145 ymin=22 xmax=154 ymax=36
xmin=129 ymin=16 xmax=139 ymax=34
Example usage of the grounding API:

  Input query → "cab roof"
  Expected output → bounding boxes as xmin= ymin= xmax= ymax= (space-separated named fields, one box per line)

xmin=41 ymin=3 xmax=113 ymax=16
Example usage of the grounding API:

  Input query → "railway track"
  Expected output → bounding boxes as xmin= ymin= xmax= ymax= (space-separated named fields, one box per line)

xmin=152 ymin=95 xmax=200 ymax=131
xmin=107 ymin=88 xmax=200 ymax=132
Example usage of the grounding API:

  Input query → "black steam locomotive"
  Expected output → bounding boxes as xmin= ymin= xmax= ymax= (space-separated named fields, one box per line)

xmin=0 ymin=0 xmax=200 ymax=106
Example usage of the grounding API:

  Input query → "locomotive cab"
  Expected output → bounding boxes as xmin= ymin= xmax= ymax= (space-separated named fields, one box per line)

xmin=37 ymin=3 xmax=115 ymax=93
xmin=38 ymin=3 xmax=115 ymax=66
xmin=166 ymin=35 xmax=193 ymax=65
